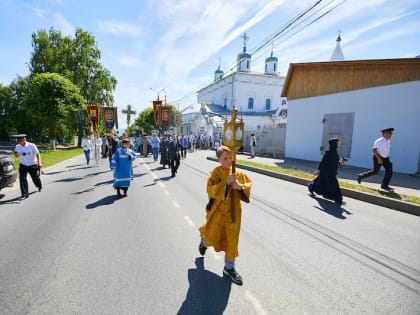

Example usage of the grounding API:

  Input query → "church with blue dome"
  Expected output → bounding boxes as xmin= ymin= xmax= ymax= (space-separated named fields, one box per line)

xmin=178 ymin=32 xmax=288 ymax=157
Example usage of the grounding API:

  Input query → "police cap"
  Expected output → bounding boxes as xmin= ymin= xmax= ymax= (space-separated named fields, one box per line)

xmin=381 ymin=128 xmax=394 ymax=133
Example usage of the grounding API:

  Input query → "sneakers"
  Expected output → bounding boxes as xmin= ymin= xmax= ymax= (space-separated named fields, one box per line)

xmin=357 ymin=175 xmax=362 ymax=184
xmin=199 ymin=237 xmax=207 ymax=256
xmin=223 ymin=267 xmax=243 ymax=285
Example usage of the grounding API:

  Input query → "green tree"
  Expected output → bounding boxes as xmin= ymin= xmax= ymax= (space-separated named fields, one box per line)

xmin=29 ymin=27 xmax=117 ymax=143
xmin=30 ymin=27 xmax=117 ymax=106
xmin=0 ymin=83 xmax=12 ymax=139
xmin=134 ymin=107 xmax=155 ymax=135
xmin=7 ymin=77 xmax=36 ymax=139
xmin=27 ymin=73 xmax=84 ymax=139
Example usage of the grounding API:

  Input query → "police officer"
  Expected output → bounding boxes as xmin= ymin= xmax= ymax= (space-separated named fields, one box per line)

xmin=357 ymin=128 xmax=394 ymax=191
xmin=14 ymin=134 xmax=42 ymax=199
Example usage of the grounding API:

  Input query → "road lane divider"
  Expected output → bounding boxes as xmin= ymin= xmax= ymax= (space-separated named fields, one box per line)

xmin=184 ymin=216 xmax=195 ymax=227
xmin=245 ymin=290 xmax=267 ymax=315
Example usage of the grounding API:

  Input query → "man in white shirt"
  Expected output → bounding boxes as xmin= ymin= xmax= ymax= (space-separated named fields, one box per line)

xmin=14 ymin=134 xmax=42 ymax=199
xmin=357 ymin=128 xmax=394 ymax=190
xmin=93 ymin=132 xmax=103 ymax=166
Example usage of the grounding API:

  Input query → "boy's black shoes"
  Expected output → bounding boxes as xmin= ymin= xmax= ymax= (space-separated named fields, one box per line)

xmin=199 ymin=238 xmax=207 ymax=256
xmin=223 ymin=267 xmax=243 ymax=286
xmin=381 ymin=185 xmax=394 ymax=191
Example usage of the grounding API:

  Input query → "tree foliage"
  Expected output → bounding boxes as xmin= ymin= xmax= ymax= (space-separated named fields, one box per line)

xmin=27 ymin=73 xmax=84 ymax=139
xmin=133 ymin=104 xmax=180 ymax=135
xmin=0 ymin=27 xmax=118 ymax=142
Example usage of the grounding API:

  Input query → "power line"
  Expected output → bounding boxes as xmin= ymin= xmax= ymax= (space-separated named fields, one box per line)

xmin=169 ymin=0 xmax=345 ymax=106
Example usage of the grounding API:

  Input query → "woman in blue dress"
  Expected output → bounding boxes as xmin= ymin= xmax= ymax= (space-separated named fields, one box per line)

xmin=110 ymin=138 xmax=136 ymax=198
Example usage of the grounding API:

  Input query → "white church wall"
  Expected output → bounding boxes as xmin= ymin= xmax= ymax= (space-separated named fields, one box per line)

xmin=197 ymin=72 xmax=286 ymax=113
xmin=285 ymin=81 xmax=420 ymax=174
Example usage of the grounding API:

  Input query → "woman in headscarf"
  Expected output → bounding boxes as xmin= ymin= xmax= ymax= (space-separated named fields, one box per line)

xmin=308 ymin=138 xmax=346 ymax=204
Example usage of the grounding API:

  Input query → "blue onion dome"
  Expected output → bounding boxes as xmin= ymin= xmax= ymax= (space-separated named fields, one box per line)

xmin=265 ymin=51 xmax=278 ymax=62
xmin=265 ymin=55 xmax=278 ymax=62
xmin=239 ymin=52 xmax=251 ymax=59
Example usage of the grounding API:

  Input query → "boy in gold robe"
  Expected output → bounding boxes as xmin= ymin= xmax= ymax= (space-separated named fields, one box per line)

xmin=199 ymin=145 xmax=251 ymax=285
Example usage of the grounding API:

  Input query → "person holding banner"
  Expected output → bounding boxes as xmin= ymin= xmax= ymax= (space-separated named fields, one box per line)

xmin=198 ymin=145 xmax=251 ymax=285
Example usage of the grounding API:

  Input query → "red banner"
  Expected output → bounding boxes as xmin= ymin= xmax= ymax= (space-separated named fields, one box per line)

xmin=160 ymin=107 xmax=170 ymax=127
xmin=87 ymin=105 xmax=99 ymax=132
xmin=153 ymin=100 xmax=162 ymax=125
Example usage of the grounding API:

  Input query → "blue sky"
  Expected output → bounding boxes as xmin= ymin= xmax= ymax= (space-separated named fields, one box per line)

xmin=1 ymin=0 xmax=419 ymax=129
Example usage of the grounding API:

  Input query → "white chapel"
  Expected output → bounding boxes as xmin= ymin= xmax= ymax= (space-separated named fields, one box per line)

xmin=179 ymin=33 xmax=288 ymax=156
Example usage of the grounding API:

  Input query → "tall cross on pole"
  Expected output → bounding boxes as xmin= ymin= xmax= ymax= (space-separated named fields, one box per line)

xmin=122 ymin=104 xmax=136 ymax=128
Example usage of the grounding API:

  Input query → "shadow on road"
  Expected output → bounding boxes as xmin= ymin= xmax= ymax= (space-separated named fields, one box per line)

xmin=310 ymin=195 xmax=352 ymax=219
xmin=54 ymin=177 xmax=82 ymax=183
xmin=94 ymin=179 xmax=114 ymax=187
xmin=85 ymin=195 xmax=118 ymax=209
xmin=66 ymin=164 xmax=82 ymax=168
xmin=177 ymin=257 xmax=231 ymax=315
xmin=0 ymin=192 xmax=36 ymax=205
xmin=42 ymin=171 xmax=66 ymax=175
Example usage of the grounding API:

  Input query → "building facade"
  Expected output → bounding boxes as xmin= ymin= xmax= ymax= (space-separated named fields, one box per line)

xmin=281 ymin=58 xmax=420 ymax=174
xmin=179 ymin=33 xmax=288 ymax=156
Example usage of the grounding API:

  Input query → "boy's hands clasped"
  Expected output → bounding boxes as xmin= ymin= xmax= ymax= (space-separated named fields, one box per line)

xmin=225 ymin=174 xmax=242 ymax=190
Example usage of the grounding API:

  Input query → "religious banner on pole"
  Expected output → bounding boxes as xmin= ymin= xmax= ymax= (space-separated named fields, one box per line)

xmin=160 ymin=107 xmax=171 ymax=128
xmin=153 ymin=100 xmax=162 ymax=125
xmin=87 ymin=105 xmax=99 ymax=132
xmin=103 ymin=107 xmax=115 ymax=129
xmin=113 ymin=107 xmax=118 ymax=129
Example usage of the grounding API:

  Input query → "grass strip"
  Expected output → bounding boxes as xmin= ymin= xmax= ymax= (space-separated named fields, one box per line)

xmin=237 ymin=159 xmax=420 ymax=206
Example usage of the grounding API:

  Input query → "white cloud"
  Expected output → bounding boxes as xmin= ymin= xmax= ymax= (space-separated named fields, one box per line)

xmin=53 ymin=12 xmax=74 ymax=36
xmin=118 ymin=56 xmax=143 ymax=67
xmin=97 ymin=20 xmax=142 ymax=36
xmin=34 ymin=6 xmax=46 ymax=18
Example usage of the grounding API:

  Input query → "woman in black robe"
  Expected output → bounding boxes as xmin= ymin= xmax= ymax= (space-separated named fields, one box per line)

xmin=308 ymin=138 xmax=345 ymax=204
xmin=160 ymin=136 xmax=169 ymax=169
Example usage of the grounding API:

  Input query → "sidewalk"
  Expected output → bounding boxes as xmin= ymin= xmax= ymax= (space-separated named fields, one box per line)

xmin=193 ymin=149 xmax=420 ymax=216
xmin=238 ymin=153 xmax=420 ymax=199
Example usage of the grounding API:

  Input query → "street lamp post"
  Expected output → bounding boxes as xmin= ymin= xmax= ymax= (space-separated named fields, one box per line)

xmin=150 ymin=88 xmax=165 ymax=101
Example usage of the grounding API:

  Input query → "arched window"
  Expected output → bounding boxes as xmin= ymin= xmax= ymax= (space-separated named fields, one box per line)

xmin=224 ymin=98 xmax=227 ymax=109
xmin=265 ymin=98 xmax=271 ymax=111
xmin=274 ymin=63 xmax=277 ymax=72
xmin=248 ymin=97 xmax=254 ymax=110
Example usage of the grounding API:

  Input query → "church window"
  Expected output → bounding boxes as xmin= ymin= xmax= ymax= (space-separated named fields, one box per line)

xmin=246 ymin=60 xmax=249 ymax=69
xmin=265 ymin=64 xmax=267 ymax=72
xmin=248 ymin=97 xmax=254 ymax=110
xmin=274 ymin=63 xmax=277 ymax=72
xmin=265 ymin=99 xmax=271 ymax=110
xmin=224 ymin=98 xmax=227 ymax=109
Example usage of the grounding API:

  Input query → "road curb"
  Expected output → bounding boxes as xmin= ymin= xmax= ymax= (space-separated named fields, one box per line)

xmin=206 ymin=156 xmax=420 ymax=216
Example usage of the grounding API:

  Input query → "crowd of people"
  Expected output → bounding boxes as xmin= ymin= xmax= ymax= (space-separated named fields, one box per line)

xmin=13 ymin=127 xmax=396 ymax=286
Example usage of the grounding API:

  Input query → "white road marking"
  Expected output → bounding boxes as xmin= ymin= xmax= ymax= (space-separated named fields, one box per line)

xmin=184 ymin=216 xmax=195 ymax=227
xmin=245 ymin=290 xmax=267 ymax=315
xmin=159 ymin=181 xmax=166 ymax=188
xmin=172 ymin=200 xmax=180 ymax=208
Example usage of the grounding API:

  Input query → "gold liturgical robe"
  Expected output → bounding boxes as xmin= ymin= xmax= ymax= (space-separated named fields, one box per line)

xmin=199 ymin=166 xmax=251 ymax=261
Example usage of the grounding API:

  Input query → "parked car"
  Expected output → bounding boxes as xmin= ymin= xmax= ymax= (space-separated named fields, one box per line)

xmin=0 ymin=154 xmax=18 ymax=191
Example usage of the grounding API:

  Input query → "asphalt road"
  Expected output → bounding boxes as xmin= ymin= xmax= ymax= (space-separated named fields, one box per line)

xmin=1 ymin=152 xmax=419 ymax=314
